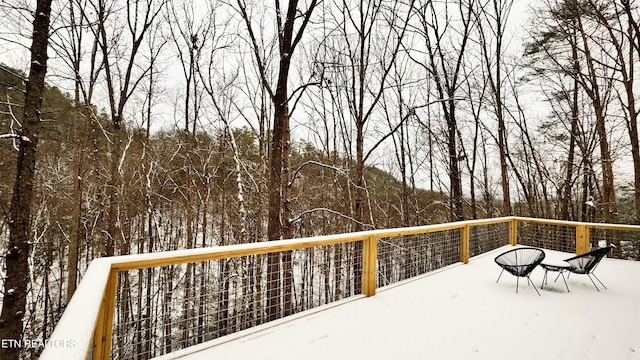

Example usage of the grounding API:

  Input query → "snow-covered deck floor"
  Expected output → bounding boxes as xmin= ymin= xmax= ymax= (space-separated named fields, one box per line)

xmin=159 ymin=246 xmax=640 ymax=360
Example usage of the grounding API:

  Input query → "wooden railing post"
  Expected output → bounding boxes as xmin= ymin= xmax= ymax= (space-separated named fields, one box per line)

xmin=460 ymin=225 xmax=470 ymax=264
xmin=576 ymin=225 xmax=590 ymax=255
xmin=509 ymin=218 xmax=518 ymax=246
xmin=362 ymin=235 xmax=377 ymax=297
xmin=93 ymin=269 xmax=117 ymax=360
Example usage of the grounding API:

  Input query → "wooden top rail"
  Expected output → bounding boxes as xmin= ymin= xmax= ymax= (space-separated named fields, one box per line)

xmin=98 ymin=217 xmax=517 ymax=272
xmin=513 ymin=216 xmax=640 ymax=231
xmin=369 ymin=217 xmax=512 ymax=238
xmin=110 ymin=232 xmax=368 ymax=271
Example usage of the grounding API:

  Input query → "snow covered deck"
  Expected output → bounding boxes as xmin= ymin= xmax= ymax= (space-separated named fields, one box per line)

xmin=158 ymin=246 xmax=640 ymax=360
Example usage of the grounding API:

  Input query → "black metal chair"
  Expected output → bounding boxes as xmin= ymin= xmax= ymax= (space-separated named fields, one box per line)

xmin=495 ymin=247 xmax=546 ymax=295
xmin=564 ymin=246 xmax=613 ymax=291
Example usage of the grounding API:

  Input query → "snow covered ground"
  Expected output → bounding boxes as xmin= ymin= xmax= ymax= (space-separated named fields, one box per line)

xmin=157 ymin=246 xmax=640 ymax=360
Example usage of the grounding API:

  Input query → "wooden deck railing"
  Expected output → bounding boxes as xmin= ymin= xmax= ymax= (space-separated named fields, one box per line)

xmin=40 ymin=216 xmax=640 ymax=359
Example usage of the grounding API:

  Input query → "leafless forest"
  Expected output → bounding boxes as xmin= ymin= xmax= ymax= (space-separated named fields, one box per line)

xmin=1 ymin=0 xmax=640 ymax=358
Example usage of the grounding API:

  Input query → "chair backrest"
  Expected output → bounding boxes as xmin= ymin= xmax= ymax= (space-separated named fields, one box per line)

xmin=495 ymin=247 xmax=546 ymax=276
xmin=564 ymin=246 xmax=613 ymax=274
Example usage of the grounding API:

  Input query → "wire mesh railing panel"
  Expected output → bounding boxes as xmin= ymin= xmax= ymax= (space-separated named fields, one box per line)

xmin=517 ymin=222 xmax=576 ymax=253
xmin=43 ymin=217 xmax=640 ymax=360
xmin=109 ymin=243 xmax=362 ymax=359
xmin=590 ymin=227 xmax=640 ymax=260
xmin=376 ymin=229 xmax=460 ymax=288
xmin=469 ymin=222 xmax=510 ymax=257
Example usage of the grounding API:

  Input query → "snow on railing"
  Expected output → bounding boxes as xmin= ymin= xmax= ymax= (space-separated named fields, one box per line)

xmin=40 ymin=258 xmax=112 ymax=359
xmin=40 ymin=216 xmax=640 ymax=359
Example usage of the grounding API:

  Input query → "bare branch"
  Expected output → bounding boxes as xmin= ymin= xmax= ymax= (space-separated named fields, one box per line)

xmin=0 ymin=64 xmax=27 ymax=82
xmin=288 ymin=207 xmax=375 ymax=228
xmin=0 ymin=133 xmax=30 ymax=142
xmin=363 ymin=97 xmax=461 ymax=164
xmin=289 ymin=160 xmax=365 ymax=190
xmin=235 ymin=0 xmax=274 ymax=99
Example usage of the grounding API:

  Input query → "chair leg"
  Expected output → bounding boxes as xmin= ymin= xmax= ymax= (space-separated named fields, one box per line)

xmin=587 ymin=274 xmax=602 ymax=291
xmin=559 ymin=271 xmax=570 ymax=292
xmin=541 ymin=270 xmax=569 ymax=292
xmin=496 ymin=269 xmax=505 ymax=283
xmin=516 ymin=276 xmax=519 ymax=294
xmin=591 ymin=273 xmax=607 ymax=290
xmin=551 ymin=271 xmax=570 ymax=292
xmin=527 ymin=276 xmax=541 ymax=296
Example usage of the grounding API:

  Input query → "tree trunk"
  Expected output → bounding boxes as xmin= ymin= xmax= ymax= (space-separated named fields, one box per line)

xmin=560 ymin=42 xmax=580 ymax=221
xmin=496 ymin=78 xmax=511 ymax=216
xmin=262 ymin=0 xmax=319 ymax=321
xmin=481 ymin=133 xmax=495 ymax=217
xmin=622 ymin=0 xmax=640 ymax=223
xmin=67 ymin=136 xmax=83 ymax=301
xmin=447 ymin=101 xmax=465 ymax=221
xmin=0 ymin=2 xmax=52 ymax=359
xmin=628 ymin=101 xmax=640 ymax=223
xmin=105 ymin=124 xmax=123 ymax=256
xmin=266 ymin=92 xmax=289 ymax=320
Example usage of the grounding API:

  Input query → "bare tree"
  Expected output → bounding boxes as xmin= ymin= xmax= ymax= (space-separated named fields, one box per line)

xmin=235 ymin=0 xmax=319 ymax=321
xmin=475 ymin=0 xmax=514 ymax=216
xmin=166 ymin=0 xmax=209 ymax=135
xmin=48 ymin=0 xmax=104 ymax=301
xmin=383 ymin=61 xmax=419 ymax=227
xmin=89 ymin=0 xmax=166 ymax=256
xmin=0 ymin=1 xmax=52 ymax=359
xmin=573 ymin=0 xmax=618 ymax=223
xmin=590 ymin=0 xmax=640 ymax=222
xmin=338 ymin=0 xmax=415 ymax=229
xmin=526 ymin=0 xmax=624 ymax=224
xmin=409 ymin=0 xmax=477 ymax=221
